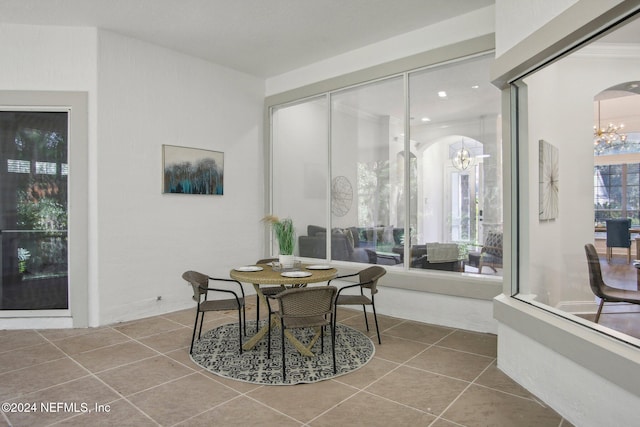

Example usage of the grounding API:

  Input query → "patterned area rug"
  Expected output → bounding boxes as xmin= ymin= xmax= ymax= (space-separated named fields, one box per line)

xmin=190 ymin=320 xmax=375 ymax=385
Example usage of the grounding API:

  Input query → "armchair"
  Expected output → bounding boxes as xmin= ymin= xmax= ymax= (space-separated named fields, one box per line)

xmin=468 ymin=231 xmax=503 ymax=273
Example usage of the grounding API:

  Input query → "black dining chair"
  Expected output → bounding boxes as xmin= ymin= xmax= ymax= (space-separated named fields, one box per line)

xmin=181 ymin=270 xmax=246 ymax=354
xmin=266 ymin=286 xmax=337 ymax=381
xmin=328 ymin=265 xmax=386 ymax=344
xmin=605 ymin=218 xmax=632 ymax=263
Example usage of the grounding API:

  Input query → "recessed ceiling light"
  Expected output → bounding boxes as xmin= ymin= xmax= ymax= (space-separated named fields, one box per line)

xmin=438 ymin=91 xmax=447 ymax=98
xmin=471 ymin=85 xmax=480 ymax=89
xmin=421 ymin=117 xmax=431 ymax=122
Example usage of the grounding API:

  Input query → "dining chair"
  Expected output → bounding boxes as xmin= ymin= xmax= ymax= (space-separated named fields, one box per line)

xmin=584 ymin=243 xmax=640 ymax=323
xmin=181 ymin=270 xmax=246 ymax=354
xmin=254 ymin=258 xmax=285 ymax=331
xmin=328 ymin=265 xmax=386 ymax=344
xmin=267 ymin=286 xmax=337 ymax=381
xmin=605 ymin=218 xmax=632 ymax=263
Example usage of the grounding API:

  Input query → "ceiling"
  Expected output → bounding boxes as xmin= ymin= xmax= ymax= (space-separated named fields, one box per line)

xmin=2 ymin=0 xmax=637 ymax=138
xmin=0 ymin=0 xmax=493 ymax=78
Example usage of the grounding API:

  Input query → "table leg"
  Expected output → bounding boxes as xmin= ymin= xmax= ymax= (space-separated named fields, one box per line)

xmin=243 ymin=315 xmax=274 ymax=350
xmin=242 ymin=283 xmax=321 ymax=356
xmin=284 ymin=328 xmax=320 ymax=357
xmin=243 ymin=284 xmax=270 ymax=351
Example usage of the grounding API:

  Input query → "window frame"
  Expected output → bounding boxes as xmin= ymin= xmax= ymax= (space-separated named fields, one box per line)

xmin=264 ymin=35 xmax=503 ymax=300
xmin=0 ymin=91 xmax=89 ymax=327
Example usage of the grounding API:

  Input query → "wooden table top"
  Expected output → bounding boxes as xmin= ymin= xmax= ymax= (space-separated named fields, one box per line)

xmin=595 ymin=226 xmax=640 ymax=233
xmin=230 ymin=262 xmax=337 ymax=285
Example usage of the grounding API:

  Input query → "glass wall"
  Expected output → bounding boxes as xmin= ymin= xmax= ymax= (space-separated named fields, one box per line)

xmin=408 ymin=55 xmax=501 ymax=273
xmin=330 ymin=76 xmax=405 ymax=267
xmin=513 ymin=15 xmax=640 ymax=344
xmin=270 ymin=52 xmax=502 ymax=279
xmin=271 ymin=96 xmax=329 ymax=259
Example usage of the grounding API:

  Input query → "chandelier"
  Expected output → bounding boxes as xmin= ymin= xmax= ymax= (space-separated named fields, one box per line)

xmin=452 ymin=139 xmax=474 ymax=171
xmin=594 ymin=100 xmax=626 ymax=153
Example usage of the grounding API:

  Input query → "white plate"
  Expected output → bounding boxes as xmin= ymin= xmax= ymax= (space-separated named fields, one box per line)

xmin=234 ymin=266 xmax=263 ymax=272
xmin=281 ymin=271 xmax=312 ymax=278
xmin=306 ymin=265 xmax=333 ymax=270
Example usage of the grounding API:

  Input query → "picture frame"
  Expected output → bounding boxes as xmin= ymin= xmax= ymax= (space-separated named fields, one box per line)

xmin=162 ymin=144 xmax=224 ymax=195
xmin=539 ymin=139 xmax=559 ymax=221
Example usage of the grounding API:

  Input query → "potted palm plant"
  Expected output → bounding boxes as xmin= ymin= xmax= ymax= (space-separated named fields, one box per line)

xmin=262 ymin=215 xmax=295 ymax=267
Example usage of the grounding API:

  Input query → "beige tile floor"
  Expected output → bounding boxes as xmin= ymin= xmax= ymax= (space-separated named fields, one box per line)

xmin=1 ymin=298 xmax=573 ymax=427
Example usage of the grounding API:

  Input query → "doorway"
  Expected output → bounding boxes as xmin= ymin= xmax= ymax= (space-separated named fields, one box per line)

xmin=0 ymin=111 xmax=69 ymax=310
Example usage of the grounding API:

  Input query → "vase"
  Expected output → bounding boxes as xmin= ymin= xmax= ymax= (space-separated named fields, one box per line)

xmin=279 ymin=254 xmax=295 ymax=269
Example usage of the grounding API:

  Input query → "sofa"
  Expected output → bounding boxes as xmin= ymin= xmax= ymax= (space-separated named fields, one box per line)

xmin=392 ymin=244 xmax=465 ymax=272
xmin=298 ymin=225 xmax=466 ymax=271
xmin=298 ymin=225 xmax=405 ymax=263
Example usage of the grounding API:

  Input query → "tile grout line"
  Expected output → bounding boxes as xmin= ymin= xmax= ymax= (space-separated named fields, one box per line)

xmin=426 ymin=356 xmax=497 ymax=427
xmin=3 ymin=311 xmax=564 ymax=426
xmin=107 ymin=324 xmax=274 ymax=417
xmin=17 ymin=329 xmax=162 ymax=427
xmin=310 ymin=326 xmax=441 ymax=424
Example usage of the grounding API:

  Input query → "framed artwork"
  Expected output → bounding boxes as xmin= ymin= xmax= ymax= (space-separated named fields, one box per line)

xmin=539 ymin=139 xmax=559 ymax=221
xmin=162 ymin=145 xmax=224 ymax=195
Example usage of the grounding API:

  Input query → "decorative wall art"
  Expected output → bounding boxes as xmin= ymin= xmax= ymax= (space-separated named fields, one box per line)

xmin=539 ymin=139 xmax=559 ymax=221
xmin=162 ymin=145 xmax=224 ymax=195
xmin=331 ymin=176 xmax=353 ymax=217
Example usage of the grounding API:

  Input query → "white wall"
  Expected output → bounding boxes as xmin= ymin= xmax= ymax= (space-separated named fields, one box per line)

xmin=0 ymin=24 xmax=97 ymax=91
xmin=0 ymin=24 xmax=97 ymax=328
xmin=498 ymin=322 xmax=640 ymax=427
xmin=494 ymin=0 xmax=579 ymax=56
xmin=266 ymin=5 xmax=495 ymax=96
xmin=95 ymin=30 xmax=265 ymax=325
xmin=379 ymin=282 xmax=495 ymax=332
xmin=0 ymin=24 xmax=265 ymax=327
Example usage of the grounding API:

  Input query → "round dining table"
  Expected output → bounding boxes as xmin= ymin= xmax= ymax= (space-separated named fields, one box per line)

xmin=230 ymin=262 xmax=337 ymax=355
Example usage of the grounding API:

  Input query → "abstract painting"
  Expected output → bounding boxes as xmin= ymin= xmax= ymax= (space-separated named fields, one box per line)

xmin=539 ymin=139 xmax=559 ymax=221
xmin=163 ymin=145 xmax=224 ymax=195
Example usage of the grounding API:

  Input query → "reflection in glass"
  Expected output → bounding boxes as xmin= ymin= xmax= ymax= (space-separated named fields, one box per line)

xmin=514 ymin=16 xmax=640 ymax=344
xmin=272 ymin=97 xmax=328 ymax=259
xmin=0 ymin=111 xmax=69 ymax=309
xmin=331 ymin=76 xmax=405 ymax=267
xmin=269 ymin=53 xmax=502 ymax=277
xmin=408 ymin=54 xmax=501 ymax=274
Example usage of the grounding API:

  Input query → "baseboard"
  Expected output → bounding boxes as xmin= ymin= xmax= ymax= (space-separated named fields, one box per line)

xmin=556 ymin=300 xmax=599 ymax=314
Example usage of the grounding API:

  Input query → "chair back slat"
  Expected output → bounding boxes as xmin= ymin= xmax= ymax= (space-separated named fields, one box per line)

xmin=358 ymin=266 xmax=386 ymax=295
xmin=584 ymin=244 xmax=607 ymax=299
xmin=605 ymin=218 xmax=631 ymax=248
xmin=182 ymin=270 xmax=208 ymax=300
xmin=278 ymin=286 xmax=337 ymax=318
xmin=483 ymin=231 xmax=503 ymax=257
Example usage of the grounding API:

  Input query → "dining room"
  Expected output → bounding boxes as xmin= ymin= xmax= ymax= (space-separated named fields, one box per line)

xmin=3 ymin=1 xmax=640 ymax=426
